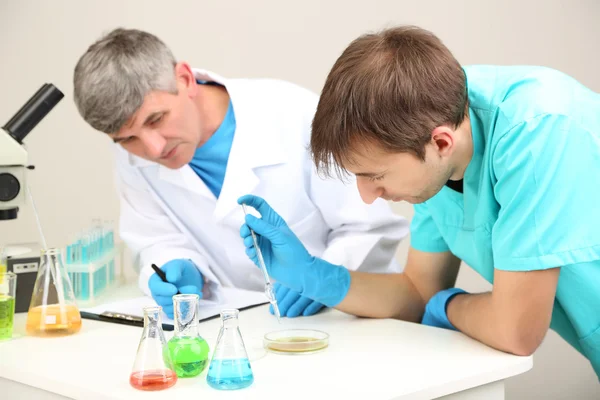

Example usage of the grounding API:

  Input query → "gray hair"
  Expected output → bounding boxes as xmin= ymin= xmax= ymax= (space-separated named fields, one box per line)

xmin=73 ymin=28 xmax=178 ymax=134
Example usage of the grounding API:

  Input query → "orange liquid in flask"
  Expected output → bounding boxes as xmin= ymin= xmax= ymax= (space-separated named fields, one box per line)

xmin=26 ymin=304 xmax=82 ymax=337
xmin=129 ymin=370 xmax=177 ymax=391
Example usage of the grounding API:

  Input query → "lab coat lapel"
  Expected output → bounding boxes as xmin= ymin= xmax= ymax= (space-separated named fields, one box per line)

xmin=158 ymin=165 xmax=215 ymax=200
xmin=128 ymin=149 xmax=215 ymax=200
xmin=213 ymin=83 xmax=287 ymax=222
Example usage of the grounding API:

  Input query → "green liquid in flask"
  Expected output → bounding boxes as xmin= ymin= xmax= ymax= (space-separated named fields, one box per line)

xmin=0 ymin=296 xmax=15 ymax=340
xmin=168 ymin=336 xmax=210 ymax=377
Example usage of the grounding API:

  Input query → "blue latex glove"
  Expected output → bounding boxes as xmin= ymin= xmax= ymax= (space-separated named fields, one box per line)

xmin=270 ymin=282 xmax=326 ymax=318
xmin=421 ymin=288 xmax=467 ymax=331
xmin=148 ymin=259 xmax=204 ymax=318
xmin=238 ymin=194 xmax=350 ymax=307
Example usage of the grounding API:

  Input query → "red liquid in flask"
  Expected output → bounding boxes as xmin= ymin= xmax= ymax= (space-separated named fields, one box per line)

xmin=129 ymin=369 xmax=177 ymax=391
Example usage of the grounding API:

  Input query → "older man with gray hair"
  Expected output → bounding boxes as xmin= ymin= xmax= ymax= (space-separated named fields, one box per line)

xmin=72 ymin=27 xmax=408 ymax=319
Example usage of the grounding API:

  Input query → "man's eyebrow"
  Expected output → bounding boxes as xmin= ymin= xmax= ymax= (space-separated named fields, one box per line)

xmin=110 ymin=111 xmax=164 ymax=143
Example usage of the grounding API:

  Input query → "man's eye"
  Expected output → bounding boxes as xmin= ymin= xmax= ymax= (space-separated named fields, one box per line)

xmin=114 ymin=136 xmax=134 ymax=144
xmin=369 ymin=175 xmax=384 ymax=182
xmin=150 ymin=115 xmax=163 ymax=126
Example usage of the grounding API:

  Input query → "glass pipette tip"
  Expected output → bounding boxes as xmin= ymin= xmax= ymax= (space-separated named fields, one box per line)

xmin=242 ymin=204 xmax=281 ymax=323
xmin=264 ymin=282 xmax=281 ymax=323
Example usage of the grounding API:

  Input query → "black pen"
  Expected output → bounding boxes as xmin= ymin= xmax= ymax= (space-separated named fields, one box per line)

xmin=151 ymin=263 xmax=181 ymax=295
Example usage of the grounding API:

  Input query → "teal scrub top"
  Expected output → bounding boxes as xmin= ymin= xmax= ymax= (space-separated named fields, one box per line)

xmin=410 ymin=65 xmax=600 ymax=378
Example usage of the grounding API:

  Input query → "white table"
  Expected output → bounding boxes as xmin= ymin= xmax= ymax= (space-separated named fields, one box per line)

xmin=0 ymin=288 xmax=532 ymax=400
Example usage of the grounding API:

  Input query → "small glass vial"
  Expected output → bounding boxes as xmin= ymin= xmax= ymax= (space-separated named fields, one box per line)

xmin=167 ymin=294 xmax=210 ymax=377
xmin=130 ymin=306 xmax=177 ymax=391
xmin=206 ymin=309 xmax=254 ymax=390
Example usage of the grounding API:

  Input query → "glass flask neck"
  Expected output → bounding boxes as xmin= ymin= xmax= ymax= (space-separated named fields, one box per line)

xmin=143 ymin=307 xmax=163 ymax=338
xmin=41 ymin=248 xmax=62 ymax=257
xmin=173 ymin=294 xmax=199 ymax=337
xmin=220 ymin=309 xmax=239 ymax=329
xmin=41 ymin=248 xmax=63 ymax=265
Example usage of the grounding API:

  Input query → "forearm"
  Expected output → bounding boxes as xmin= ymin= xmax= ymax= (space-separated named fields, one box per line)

xmin=447 ymin=292 xmax=544 ymax=356
xmin=335 ymin=271 xmax=425 ymax=322
xmin=334 ymin=247 xmax=461 ymax=321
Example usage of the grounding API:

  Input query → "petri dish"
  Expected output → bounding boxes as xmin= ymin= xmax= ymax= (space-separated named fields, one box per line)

xmin=263 ymin=329 xmax=329 ymax=355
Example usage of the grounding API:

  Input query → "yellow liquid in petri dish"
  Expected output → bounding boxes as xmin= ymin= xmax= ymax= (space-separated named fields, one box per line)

xmin=266 ymin=336 xmax=328 ymax=353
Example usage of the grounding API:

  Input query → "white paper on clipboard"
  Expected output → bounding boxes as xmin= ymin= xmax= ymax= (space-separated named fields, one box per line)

xmin=81 ymin=286 xmax=269 ymax=326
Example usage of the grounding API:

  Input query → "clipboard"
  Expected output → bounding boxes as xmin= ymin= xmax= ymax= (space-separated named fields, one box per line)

xmin=79 ymin=286 xmax=270 ymax=330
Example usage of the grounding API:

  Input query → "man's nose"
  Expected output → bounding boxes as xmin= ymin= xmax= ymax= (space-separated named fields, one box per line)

xmin=141 ymin=131 xmax=167 ymax=159
xmin=357 ymin=179 xmax=382 ymax=205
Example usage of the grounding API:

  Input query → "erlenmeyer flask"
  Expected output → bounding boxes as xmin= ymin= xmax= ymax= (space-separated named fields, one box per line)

xmin=168 ymin=294 xmax=210 ymax=377
xmin=206 ymin=309 xmax=254 ymax=390
xmin=26 ymin=248 xmax=82 ymax=337
xmin=130 ymin=306 xmax=177 ymax=391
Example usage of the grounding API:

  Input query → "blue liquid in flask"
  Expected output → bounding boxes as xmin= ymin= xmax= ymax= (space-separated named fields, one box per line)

xmin=207 ymin=358 xmax=254 ymax=390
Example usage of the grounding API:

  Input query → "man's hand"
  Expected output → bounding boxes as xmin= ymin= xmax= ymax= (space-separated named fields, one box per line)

xmin=271 ymin=283 xmax=325 ymax=317
xmin=238 ymin=194 xmax=351 ymax=307
xmin=148 ymin=259 xmax=204 ymax=318
xmin=447 ymin=267 xmax=560 ymax=356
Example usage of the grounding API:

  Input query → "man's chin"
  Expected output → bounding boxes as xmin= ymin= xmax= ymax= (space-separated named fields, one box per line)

xmin=160 ymin=156 xmax=190 ymax=170
xmin=407 ymin=198 xmax=426 ymax=205
xmin=401 ymin=196 xmax=429 ymax=205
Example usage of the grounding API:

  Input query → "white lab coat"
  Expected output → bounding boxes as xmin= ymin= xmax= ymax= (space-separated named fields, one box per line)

xmin=114 ymin=68 xmax=409 ymax=300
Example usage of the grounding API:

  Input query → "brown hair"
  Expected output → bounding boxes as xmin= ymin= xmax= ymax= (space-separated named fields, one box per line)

xmin=311 ymin=25 xmax=467 ymax=178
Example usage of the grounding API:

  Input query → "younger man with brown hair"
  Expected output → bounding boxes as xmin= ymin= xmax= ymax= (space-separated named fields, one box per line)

xmin=239 ymin=25 xmax=600 ymax=378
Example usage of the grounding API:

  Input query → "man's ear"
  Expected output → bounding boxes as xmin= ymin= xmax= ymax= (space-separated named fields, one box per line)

xmin=431 ymin=126 xmax=455 ymax=157
xmin=174 ymin=62 xmax=196 ymax=97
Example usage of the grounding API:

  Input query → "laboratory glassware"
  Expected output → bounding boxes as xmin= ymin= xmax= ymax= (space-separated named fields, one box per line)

xmin=0 ymin=248 xmax=6 ymax=274
xmin=167 ymin=294 xmax=210 ymax=377
xmin=206 ymin=309 xmax=254 ymax=390
xmin=241 ymin=204 xmax=281 ymax=322
xmin=130 ymin=306 xmax=177 ymax=391
xmin=26 ymin=248 xmax=82 ymax=337
xmin=0 ymin=272 xmax=17 ymax=340
xmin=264 ymin=329 xmax=329 ymax=354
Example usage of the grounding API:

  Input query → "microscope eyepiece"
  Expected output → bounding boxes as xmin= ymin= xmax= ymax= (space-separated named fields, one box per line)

xmin=2 ymin=83 xmax=64 ymax=143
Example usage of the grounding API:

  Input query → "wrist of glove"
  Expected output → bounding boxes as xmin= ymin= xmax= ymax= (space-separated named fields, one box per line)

xmin=297 ymin=257 xmax=351 ymax=308
xmin=148 ymin=258 xmax=204 ymax=318
xmin=421 ymin=288 xmax=467 ymax=331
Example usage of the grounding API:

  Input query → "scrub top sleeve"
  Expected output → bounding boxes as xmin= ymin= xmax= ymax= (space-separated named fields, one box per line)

xmin=492 ymin=113 xmax=600 ymax=271
xmin=410 ymin=202 xmax=450 ymax=253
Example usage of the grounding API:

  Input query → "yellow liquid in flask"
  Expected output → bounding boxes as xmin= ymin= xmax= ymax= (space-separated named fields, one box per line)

xmin=26 ymin=304 xmax=82 ymax=337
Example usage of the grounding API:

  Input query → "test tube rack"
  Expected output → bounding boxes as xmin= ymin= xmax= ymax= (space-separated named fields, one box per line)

xmin=65 ymin=242 xmax=125 ymax=304
xmin=64 ymin=222 xmax=125 ymax=304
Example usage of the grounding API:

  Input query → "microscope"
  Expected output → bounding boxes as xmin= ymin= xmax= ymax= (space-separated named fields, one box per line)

xmin=0 ymin=84 xmax=64 ymax=220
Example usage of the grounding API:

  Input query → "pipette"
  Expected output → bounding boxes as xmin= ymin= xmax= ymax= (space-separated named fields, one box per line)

xmin=241 ymin=204 xmax=281 ymax=323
